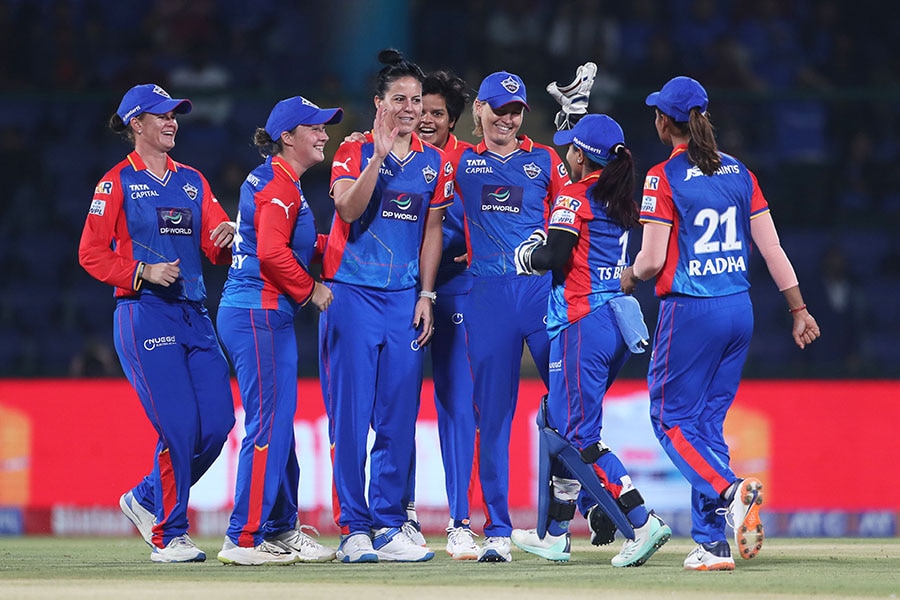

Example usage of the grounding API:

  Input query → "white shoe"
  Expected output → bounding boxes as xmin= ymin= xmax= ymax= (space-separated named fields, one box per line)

xmin=683 ymin=541 xmax=736 ymax=571
xmin=722 ymin=477 xmax=764 ymax=560
xmin=511 ymin=528 xmax=570 ymax=562
xmin=119 ymin=491 xmax=155 ymax=547
xmin=217 ymin=537 xmax=298 ymax=566
xmin=610 ymin=513 xmax=671 ymax=567
xmin=446 ymin=525 xmax=479 ymax=560
xmin=373 ymin=527 xmax=435 ymax=562
xmin=401 ymin=519 xmax=428 ymax=548
xmin=477 ymin=536 xmax=512 ymax=563
xmin=269 ymin=525 xmax=336 ymax=562
xmin=336 ymin=532 xmax=378 ymax=564
xmin=150 ymin=534 xmax=206 ymax=563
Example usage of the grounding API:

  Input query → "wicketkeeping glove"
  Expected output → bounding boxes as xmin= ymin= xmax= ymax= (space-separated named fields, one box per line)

xmin=547 ymin=61 xmax=597 ymax=131
xmin=514 ymin=228 xmax=548 ymax=276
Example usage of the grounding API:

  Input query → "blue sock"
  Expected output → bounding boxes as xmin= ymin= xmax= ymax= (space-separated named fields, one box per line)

xmin=626 ymin=505 xmax=649 ymax=529
xmin=548 ymin=519 xmax=569 ymax=536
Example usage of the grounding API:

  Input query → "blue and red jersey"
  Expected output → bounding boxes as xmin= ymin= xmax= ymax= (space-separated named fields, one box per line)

xmin=545 ymin=172 xmax=629 ymax=338
xmin=453 ymin=136 xmax=569 ymax=277
xmin=324 ymin=132 xmax=454 ymax=290
xmin=78 ymin=151 xmax=231 ymax=302
xmin=219 ymin=156 xmax=322 ymax=314
xmin=436 ymin=133 xmax=474 ymax=291
xmin=640 ymin=145 xmax=769 ymax=298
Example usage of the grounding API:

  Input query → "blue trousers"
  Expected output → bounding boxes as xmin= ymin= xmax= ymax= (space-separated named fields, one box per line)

xmin=648 ymin=292 xmax=752 ymax=544
xmin=319 ymin=282 xmax=424 ymax=534
xmin=217 ymin=306 xmax=302 ymax=547
xmin=465 ymin=274 xmax=550 ymax=537
xmin=114 ymin=297 xmax=234 ymax=547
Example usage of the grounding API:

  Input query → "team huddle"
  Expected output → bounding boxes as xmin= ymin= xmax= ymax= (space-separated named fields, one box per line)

xmin=77 ymin=49 xmax=820 ymax=570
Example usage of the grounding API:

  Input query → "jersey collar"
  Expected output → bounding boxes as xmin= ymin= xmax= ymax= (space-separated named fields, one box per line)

xmin=474 ymin=135 xmax=533 ymax=155
xmin=670 ymin=143 xmax=689 ymax=159
xmin=271 ymin=155 xmax=299 ymax=182
xmin=127 ymin=151 xmax=178 ymax=173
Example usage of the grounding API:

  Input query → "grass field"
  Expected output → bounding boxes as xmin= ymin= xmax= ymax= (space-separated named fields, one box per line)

xmin=2 ymin=537 xmax=899 ymax=599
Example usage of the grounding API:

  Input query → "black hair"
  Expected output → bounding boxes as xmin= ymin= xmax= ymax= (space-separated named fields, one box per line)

xmin=375 ymin=48 xmax=425 ymax=98
xmin=422 ymin=70 xmax=470 ymax=128
xmin=586 ymin=144 xmax=639 ymax=229
xmin=109 ymin=112 xmax=136 ymax=144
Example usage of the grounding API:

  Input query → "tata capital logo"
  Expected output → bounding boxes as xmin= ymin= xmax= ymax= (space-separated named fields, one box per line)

xmin=144 ymin=335 xmax=176 ymax=351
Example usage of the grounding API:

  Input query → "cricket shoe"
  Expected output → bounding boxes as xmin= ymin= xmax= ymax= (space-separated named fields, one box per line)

xmin=150 ymin=534 xmax=206 ymax=563
xmin=217 ymin=537 xmax=298 ymax=566
xmin=401 ymin=519 xmax=428 ymax=548
xmin=477 ymin=536 xmax=512 ymax=563
xmin=119 ymin=491 xmax=155 ymax=547
xmin=269 ymin=525 xmax=336 ymax=562
xmin=446 ymin=524 xmax=479 ymax=560
xmin=511 ymin=528 xmax=570 ymax=562
xmin=721 ymin=477 xmax=765 ymax=560
xmin=373 ymin=526 xmax=434 ymax=562
xmin=610 ymin=513 xmax=671 ymax=567
xmin=683 ymin=541 xmax=735 ymax=571
xmin=336 ymin=533 xmax=378 ymax=564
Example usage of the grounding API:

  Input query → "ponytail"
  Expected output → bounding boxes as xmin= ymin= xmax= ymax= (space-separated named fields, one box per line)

xmin=686 ymin=108 xmax=721 ymax=175
xmin=589 ymin=144 xmax=639 ymax=229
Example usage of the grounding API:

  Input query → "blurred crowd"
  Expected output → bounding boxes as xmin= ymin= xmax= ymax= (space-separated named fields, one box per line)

xmin=1 ymin=0 xmax=897 ymax=378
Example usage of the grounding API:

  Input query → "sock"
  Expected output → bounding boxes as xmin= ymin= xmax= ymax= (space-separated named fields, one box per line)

xmin=548 ymin=519 xmax=569 ymax=536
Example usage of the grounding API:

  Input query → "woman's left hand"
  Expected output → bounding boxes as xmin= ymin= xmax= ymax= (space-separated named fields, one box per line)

xmin=210 ymin=221 xmax=236 ymax=248
xmin=413 ymin=298 xmax=434 ymax=346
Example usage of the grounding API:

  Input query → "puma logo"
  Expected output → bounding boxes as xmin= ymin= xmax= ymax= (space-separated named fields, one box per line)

xmin=271 ymin=198 xmax=294 ymax=219
xmin=333 ymin=157 xmax=352 ymax=172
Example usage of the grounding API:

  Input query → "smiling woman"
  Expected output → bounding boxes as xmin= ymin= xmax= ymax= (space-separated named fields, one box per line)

xmin=77 ymin=83 xmax=238 ymax=563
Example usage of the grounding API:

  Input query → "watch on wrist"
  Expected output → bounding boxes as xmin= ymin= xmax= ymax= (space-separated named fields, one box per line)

xmin=419 ymin=290 xmax=437 ymax=304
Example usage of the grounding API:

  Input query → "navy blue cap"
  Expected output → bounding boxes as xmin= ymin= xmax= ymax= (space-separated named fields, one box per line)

xmin=645 ymin=76 xmax=708 ymax=122
xmin=477 ymin=71 xmax=530 ymax=111
xmin=116 ymin=84 xmax=192 ymax=123
xmin=553 ymin=114 xmax=625 ymax=165
xmin=264 ymin=96 xmax=344 ymax=140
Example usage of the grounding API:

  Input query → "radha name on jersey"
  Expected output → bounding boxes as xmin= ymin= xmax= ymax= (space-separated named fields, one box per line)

xmin=688 ymin=255 xmax=747 ymax=277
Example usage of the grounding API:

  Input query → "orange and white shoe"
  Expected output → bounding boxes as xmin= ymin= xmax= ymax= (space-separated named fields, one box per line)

xmin=725 ymin=477 xmax=765 ymax=560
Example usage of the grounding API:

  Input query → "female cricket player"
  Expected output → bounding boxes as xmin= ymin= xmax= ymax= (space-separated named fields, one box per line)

xmin=78 ymin=83 xmax=236 ymax=563
xmin=622 ymin=76 xmax=821 ymax=570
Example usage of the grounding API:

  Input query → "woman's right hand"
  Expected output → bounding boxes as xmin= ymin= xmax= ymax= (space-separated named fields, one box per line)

xmin=142 ymin=259 xmax=181 ymax=286
xmin=310 ymin=281 xmax=333 ymax=312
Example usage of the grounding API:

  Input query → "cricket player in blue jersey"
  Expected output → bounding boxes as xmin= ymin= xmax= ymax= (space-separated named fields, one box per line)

xmin=511 ymin=114 xmax=671 ymax=567
xmin=318 ymin=49 xmax=453 ymax=564
xmin=622 ymin=76 xmax=821 ymax=571
xmin=452 ymin=71 xmax=569 ymax=562
xmin=215 ymin=96 xmax=343 ymax=566
xmin=79 ymin=84 xmax=236 ymax=563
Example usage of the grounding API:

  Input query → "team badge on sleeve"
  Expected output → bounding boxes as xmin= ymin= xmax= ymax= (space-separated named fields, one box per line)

xmin=641 ymin=195 xmax=657 ymax=213
xmin=549 ymin=209 xmax=576 ymax=226
xmin=444 ymin=180 xmax=454 ymax=199
xmin=443 ymin=161 xmax=453 ymax=176
xmin=644 ymin=175 xmax=659 ymax=191
xmin=557 ymin=163 xmax=568 ymax=179
xmin=554 ymin=195 xmax=582 ymax=211
xmin=89 ymin=199 xmax=106 ymax=216
xmin=94 ymin=181 xmax=113 ymax=195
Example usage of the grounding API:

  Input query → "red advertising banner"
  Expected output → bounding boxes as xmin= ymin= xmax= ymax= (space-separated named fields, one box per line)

xmin=1 ymin=379 xmax=898 ymax=536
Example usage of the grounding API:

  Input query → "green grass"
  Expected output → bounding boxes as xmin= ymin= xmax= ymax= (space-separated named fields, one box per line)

xmin=1 ymin=537 xmax=899 ymax=599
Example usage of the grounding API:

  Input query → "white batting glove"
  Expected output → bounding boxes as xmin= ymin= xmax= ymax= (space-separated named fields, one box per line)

xmin=547 ymin=62 xmax=597 ymax=131
xmin=514 ymin=229 xmax=548 ymax=276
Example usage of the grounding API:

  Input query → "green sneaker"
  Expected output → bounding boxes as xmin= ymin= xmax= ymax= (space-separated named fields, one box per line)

xmin=610 ymin=513 xmax=671 ymax=567
xmin=511 ymin=528 xmax=570 ymax=562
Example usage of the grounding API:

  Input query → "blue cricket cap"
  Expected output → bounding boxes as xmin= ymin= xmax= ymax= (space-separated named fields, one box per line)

xmin=553 ymin=114 xmax=625 ymax=165
xmin=477 ymin=71 xmax=530 ymax=111
xmin=645 ymin=76 xmax=708 ymax=122
xmin=116 ymin=84 xmax=192 ymax=123
xmin=265 ymin=96 xmax=344 ymax=139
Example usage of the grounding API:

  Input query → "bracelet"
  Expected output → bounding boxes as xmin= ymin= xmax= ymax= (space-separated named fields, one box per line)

xmin=789 ymin=304 xmax=807 ymax=314
xmin=419 ymin=290 xmax=437 ymax=304
xmin=137 ymin=261 xmax=145 ymax=280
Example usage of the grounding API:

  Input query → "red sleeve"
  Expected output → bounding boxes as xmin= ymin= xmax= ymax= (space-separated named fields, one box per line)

xmin=430 ymin=148 xmax=455 ymax=209
xmin=329 ymin=140 xmax=363 ymax=193
xmin=78 ymin=169 xmax=142 ymax=294
xmin=547 ymin=147 xmax=571 ymax=224
xmin=639 ymin=163 xmax=675 ymax=226
xmin=198 ymin=173 xmax=232 ymax=266
xmin=255 ymin=188 xmax=316 ymax=306
xmin=312 ymin=233 xmax=328 ymax=264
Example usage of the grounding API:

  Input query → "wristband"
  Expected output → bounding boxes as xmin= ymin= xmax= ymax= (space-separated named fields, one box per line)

xmin=789 ymin=304 xmax=807 ymax=314
xmin=419 ymin=290 xmax=437 ymax=304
